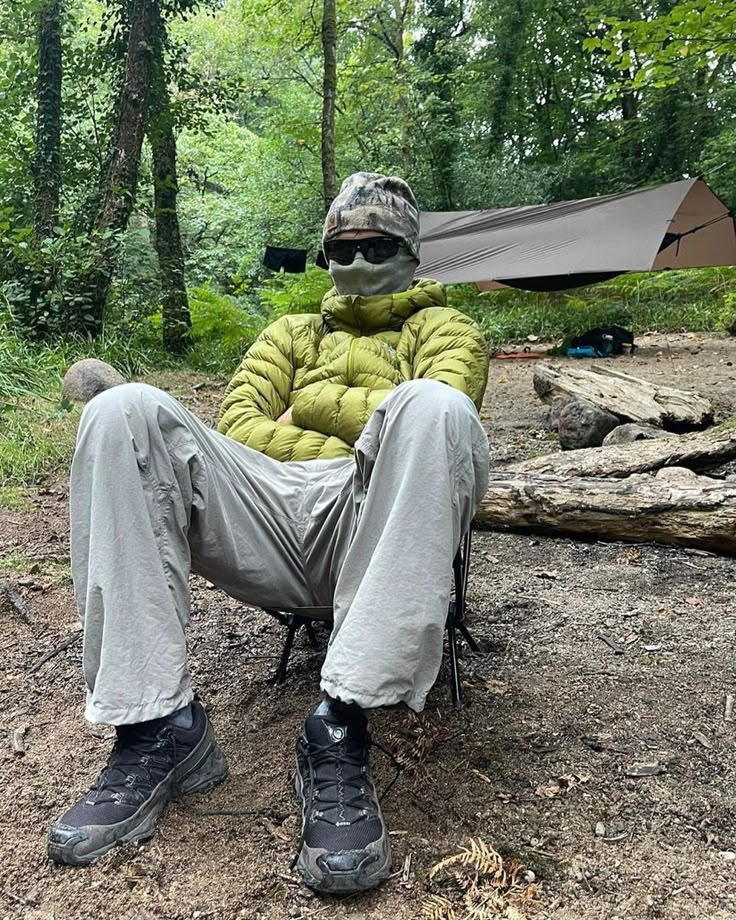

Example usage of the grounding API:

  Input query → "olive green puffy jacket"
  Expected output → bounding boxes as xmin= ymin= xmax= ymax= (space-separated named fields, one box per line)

xmin=218 ymin=278 xmax=488 ymax=462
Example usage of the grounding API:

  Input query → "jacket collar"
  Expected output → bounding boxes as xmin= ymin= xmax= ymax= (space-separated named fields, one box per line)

xmin=320 ymin=278 xmax=446 ymax=334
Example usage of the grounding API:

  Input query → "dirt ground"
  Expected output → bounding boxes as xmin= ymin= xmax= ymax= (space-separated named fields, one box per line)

xmin=2 ymin=332 xmax=736 ymax=920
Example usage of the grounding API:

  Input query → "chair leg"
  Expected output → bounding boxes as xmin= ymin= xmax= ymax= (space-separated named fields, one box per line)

xmin=461 ymin=529 xmax=472 ymax=595
xmin=458 ymin=621 xmax=480 ymax=654
xmin=447 ymin=617 xmax=464 ymax=709
xmin=447 ymin=529 xmax=475 ymax=706
xmin=272 ymin=616 xmax=299 ymax=686
xmin=304 ymin=621 xmax=319 ymax=649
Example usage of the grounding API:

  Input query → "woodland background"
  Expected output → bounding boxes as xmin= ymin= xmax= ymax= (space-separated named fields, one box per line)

xmin=1 ymin=0 xmax=736 ymax=485
xmin=2 ymin=9 xmax=736 ymax=916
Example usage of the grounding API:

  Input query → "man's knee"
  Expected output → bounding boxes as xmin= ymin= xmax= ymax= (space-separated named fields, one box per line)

xmin=389 ymin=379 xmax=474 ymax=419
xmin=81 ymin=382 xmax=161 ymax=421
xmin=78 ymin=382 xmax=170 ymax=439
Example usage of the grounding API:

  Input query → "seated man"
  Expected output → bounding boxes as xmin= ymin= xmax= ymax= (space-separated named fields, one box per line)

xmin=48 ymin=173 xmax=490 ymax=893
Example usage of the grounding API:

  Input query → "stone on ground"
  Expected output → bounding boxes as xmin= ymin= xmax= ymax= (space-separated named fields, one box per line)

xmin=558 ymin=398 xmax=619 ymax=450
xmin=62 ymin=359 xmax=126 ymax=404
xmin=603 ymin=423 xmax=675 ymax=446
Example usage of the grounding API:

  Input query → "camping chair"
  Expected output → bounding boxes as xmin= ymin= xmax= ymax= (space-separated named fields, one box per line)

xmin=263 ymin=529 xmax=479 ymax=708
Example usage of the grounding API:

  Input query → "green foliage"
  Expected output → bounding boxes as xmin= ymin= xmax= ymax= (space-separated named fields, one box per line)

xmin=176 ymin=117 xmax=323 ymax=286
xmin=0 ymin=398 xmax=78 ymax=486
xmin=0 ymin=0 xmax=733 ymax=369
xmin=586 ymin=2 xmax=736 ymax=91
xmin=0 ymin=281 xmax=165 ymax=407
xmin=698 ymin=123 xmax=736 ymax=213
xmin=0 ymin=316 xmax=162 ymax=486
xmin=144 ymin=283 xmax=262 ymax=373
xmin=258 ymin=268 xmax=332 ymax=320
xmin=0 ymin=326 xmax=59 ymax=402
xmin=0 ymin=217 xmax=125 ymax=337
xmin=0 ymin=250 xmax=78 ymax=490
xmin=722 ymin=291 xmax=736 ymax=334
xmin=449 ymin=268 xmax=736 ymax=345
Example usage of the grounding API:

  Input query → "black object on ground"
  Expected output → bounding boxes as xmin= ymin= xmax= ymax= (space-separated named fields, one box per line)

xmin=570 ymin=326 xmax=635 ymax=357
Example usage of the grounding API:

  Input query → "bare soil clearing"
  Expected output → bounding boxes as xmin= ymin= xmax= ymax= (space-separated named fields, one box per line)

xmin=2 ymin=333 xmax=736 ymax=920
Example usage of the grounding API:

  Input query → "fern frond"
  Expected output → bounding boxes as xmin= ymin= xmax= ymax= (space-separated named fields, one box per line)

xmin=421 ymin=894 xmax=459 ymax=920
xmin=430 ymin=838 xmax=504 ymax=881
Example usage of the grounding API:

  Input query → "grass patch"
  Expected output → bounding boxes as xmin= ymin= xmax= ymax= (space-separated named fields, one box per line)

xmin=0 ymin=552 xmax=32 ymax=572
xmin=448 ymin=267 xmax=736 ymax=344
xmin=0 ymin=485 xmax=32 ymax=510
xmin=0 ymin=550 xmax=71 ymax=580
xmin=0 ymin=397 xmax=79 ymax=487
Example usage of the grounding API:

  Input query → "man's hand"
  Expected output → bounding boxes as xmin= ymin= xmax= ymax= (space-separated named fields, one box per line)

xmin=276 ymin=406 xmax=293 ymax=425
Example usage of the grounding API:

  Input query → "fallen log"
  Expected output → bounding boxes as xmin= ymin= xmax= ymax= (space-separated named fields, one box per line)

xmin=534 ymin=364 xmax=713 ymax=431
xmin=512 ymin=423 xmax=736 ymax=478
xmin=477 ymin=469 xmax=736 ymax=554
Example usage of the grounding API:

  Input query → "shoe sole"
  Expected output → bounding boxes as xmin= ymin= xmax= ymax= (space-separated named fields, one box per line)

xmin=293 ymin=754 xmax=392 ymax=893
xmin=48 ymin=718 xmax=228 ymax=867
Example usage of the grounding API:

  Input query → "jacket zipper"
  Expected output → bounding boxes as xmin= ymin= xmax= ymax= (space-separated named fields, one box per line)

xmin=348 ymin=299 xmax=362 ymax=383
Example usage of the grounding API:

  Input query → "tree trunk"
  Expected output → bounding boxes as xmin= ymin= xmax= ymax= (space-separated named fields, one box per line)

xmin=412 ymin=0 xmax=462 ymax=209
xmin=33 ymin=0 xmax=62 ymax=239
xmin=477 ymin=469 xmax=736 ymax=555
xmin=486 ymin=0 xmax=527 ymax=156
xmin=619 ymin=38 xmax=638 ymax=123
xmin=321 ymin=0 xmax=338 ymax=214
xmin=389 ymin=0 xmax=414 ymax=176
xmin=534 ymin=364 xmax=713 ymax=431
xmin=26 ymin=0 xmax=64 ymax=336
xmin=77 ymin=0 xmax=158 ymax=335
xmin=148 ymin=10 xmax=191 ymax=356
xmin=512 ymin=422 xmax=736 ymax=478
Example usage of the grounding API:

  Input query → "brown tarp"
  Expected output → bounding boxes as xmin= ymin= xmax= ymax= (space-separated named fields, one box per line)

xmin=417 ymin=178 xmax=736 ymax=291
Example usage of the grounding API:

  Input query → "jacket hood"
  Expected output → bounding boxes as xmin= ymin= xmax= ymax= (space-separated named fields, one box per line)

xmin=320 ymin=278 xmax=446 ymax=334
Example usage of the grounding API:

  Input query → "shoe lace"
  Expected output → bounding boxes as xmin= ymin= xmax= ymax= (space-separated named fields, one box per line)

xmin=89 ymin=727 xmax=177 ymax=806
xmin=309 ymin=734 xmax=401 ymax=821
xmin=291 ymin=733 xmax=400 ymax=869
xmin=307 ymin=737 xmax=373 ymax=826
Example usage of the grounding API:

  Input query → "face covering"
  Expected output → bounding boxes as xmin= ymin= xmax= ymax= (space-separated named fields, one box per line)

xmin=329 ymin=247 xmax=419 ymax=297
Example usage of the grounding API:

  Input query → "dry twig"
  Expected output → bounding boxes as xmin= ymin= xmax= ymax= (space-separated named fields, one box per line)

xmin=725 ymin=694 xmax=734 ymax=722
xmin=29 ymin=629 xmax=82 ymax=674
xmin=11 ymin=725 xmax=28 ymax=755
xmin=0 ymin=579 xmax=33 ymax=625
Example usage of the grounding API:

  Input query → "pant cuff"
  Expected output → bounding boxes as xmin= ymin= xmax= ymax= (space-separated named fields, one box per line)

xmin=84 ymin=688 xmax=194 ymax=726
xmin=320 ymin=675 xmax=427 ymax=713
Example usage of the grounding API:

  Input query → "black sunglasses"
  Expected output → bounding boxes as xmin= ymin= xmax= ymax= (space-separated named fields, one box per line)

xmin=324 ymin=236 xmax=401 ymax=266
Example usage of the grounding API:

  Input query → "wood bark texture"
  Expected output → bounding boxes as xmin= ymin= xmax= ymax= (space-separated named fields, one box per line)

xmin=477 ymin=470 xmax=736 ymax=554
xmin=534 ymin=363 xmax=713 ymax=431
xmin=80 ymin=0 xmax=158 ymax=333
xmin=389 ymin=0 xmax=414 ymax=175
xmin=34 ymin=0 xmax=62 ymax=238
xmin=321 ymin=0 xmax=338 ymax=214
xmin=512 ymin=424 xmax=736 ymax=478
xmin=148 ymin=10 xmax=192 ymax=356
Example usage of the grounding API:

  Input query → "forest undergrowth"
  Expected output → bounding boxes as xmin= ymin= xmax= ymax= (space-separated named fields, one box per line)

xmin=2 ymin=265 xmax=735 ymax=492
xmin=0 ymin=269 xmax=736 ymax=492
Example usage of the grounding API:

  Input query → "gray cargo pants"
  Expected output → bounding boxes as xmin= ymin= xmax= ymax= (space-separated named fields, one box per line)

xmin=70 ymin=379 xmax=489 ymax=724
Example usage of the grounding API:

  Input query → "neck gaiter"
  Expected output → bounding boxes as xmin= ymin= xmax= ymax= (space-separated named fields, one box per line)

xmin=329 ymin=248 xmax=418 ymax=296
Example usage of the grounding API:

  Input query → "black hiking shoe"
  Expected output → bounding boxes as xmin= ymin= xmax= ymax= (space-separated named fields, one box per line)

xmin=48 ymin=700 xmax=227 ymax=866
xmin=294 ymin=702 xmax=391 ymax=893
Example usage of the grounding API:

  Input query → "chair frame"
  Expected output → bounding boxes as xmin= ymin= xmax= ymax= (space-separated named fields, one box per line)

xmin=264 ymin=530 xmax=478 ymax=708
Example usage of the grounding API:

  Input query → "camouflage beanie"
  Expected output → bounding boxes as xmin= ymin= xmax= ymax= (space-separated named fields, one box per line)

xmin=323 ymin=172 xmax=421 ymax=260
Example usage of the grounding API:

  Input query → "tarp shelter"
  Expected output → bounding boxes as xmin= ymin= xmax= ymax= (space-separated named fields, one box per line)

xmin=417 ymin=178 xmax=736 ymax=292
